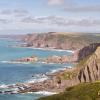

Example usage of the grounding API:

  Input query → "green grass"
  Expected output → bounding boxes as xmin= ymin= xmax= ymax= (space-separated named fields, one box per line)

xmin=76 ymin=55 xmax=91 ymax=68
xmin=59 ymin=71 xmax=77 ymax=80
xmin=37 ymin=82 xmax=100 ymax=100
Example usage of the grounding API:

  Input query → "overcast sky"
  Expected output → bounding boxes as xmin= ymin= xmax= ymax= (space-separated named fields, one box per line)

xmin=0 ymin=0 xmax=100 ymax=34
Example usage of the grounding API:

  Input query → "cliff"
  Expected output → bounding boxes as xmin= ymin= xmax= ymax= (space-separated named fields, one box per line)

xmin=22 ymin=32 xmax=100 ymax=50
xmin=43 ymin=43 xmax=100 ymax=63
xmin=37 ymin=45 xmax=100 ymax=100
xmin=49 ymin=44 xmax=100 ymax=87
xmin=77 ymin=46 xmax=100 ymax=83
xmin=77 ymin=43 xmax=100 ymax=61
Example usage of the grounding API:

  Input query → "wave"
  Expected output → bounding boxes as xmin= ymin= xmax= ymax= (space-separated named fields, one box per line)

xmin=0 ymin=84 xmax=8 ymax=89
xmin=47 ymin=66 xmax=72 ymax=74
xmin=34 ymin=91 xmax=57 ymax=96
xmin=0 ymin=60 xmax=32 ymax=65
xmin=16 ymin=46 xmax=74 ymax=53
xmin=50 ymin=68 xmax=67 ymax=74
xmin=26 ymin=74 xmax=48 ymax=83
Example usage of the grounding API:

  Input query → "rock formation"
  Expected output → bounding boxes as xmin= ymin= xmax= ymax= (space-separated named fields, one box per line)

xmin=77 ymin=43 xmax=100 ymax=61
xmin=14 ymin=56 xmax=38 ymax=63
xmin=77 ymin=46 xmax=100 ymax=83
xmin=45 ymin=55 xmax=76 ymax=63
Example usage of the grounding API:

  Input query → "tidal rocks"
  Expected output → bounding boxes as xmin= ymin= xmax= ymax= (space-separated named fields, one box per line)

xmin=45 ymin=55 xmax=76 ymax=63
xmin=14 ymin=56 xmax=38 ymax=63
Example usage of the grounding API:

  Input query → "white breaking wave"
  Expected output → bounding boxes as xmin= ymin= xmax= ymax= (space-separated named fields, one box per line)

xmin=47 ymin=66 xmax=72 ymax=74
xmin=27 ymin=74 xmax=48 ymax=83
xmin=34 ymin=91 xmax=57 ymax=96
xmin=0 ymin=84 xmax=8 ymax=89
xmin=19 ymin=46 xmax=74 ymax=53
xmin=0 ymin=61 xmax=10 ymax=63
xmin=0 ymin=60 xmax=32 ymax=65
xmin=50 ymin=68 xmax=67 ymax=73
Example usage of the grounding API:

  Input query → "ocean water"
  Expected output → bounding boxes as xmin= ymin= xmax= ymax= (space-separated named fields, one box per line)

xmin=0 ymin=38 xmax=73 ymax=100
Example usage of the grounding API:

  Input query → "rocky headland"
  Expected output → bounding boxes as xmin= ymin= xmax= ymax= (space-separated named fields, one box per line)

xmin=22 ymin=32 xmax=100 ymax=50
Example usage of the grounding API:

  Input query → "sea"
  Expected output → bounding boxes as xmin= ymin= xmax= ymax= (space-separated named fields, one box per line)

xmin=0 ymin=38 xmax=73 ymax=100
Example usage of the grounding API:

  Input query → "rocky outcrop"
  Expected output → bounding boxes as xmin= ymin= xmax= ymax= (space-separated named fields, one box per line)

xmin=45 ymin=55 xmax=77 ymax=63
xmin=14 ymin=56 xmax=38 ymax=63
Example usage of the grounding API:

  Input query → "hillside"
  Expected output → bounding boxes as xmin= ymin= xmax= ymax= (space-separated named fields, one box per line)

xmin=22 ymin=32 xmax=100 ymax=50
xmin=38 ymin=82 xmax=100 ymax=100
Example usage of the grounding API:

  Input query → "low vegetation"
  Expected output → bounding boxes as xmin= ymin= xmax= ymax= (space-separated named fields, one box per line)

xmin=38 ymin=82 xmax=100 ymax=100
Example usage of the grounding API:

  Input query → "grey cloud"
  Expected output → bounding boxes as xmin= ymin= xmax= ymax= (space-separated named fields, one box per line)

xmin=21 ymin=17 xmax=44 ymax=23
xmin=64 ymin=5 xmax=100 ymax=12
xmin=1 ymin=9 xmax=12 ymax=15
xmin=21 ymin=16 xmax=100 ymax=26
xmin=0 ymin=19 xmax=11 ymax=24
xmin=0 ymin=9 xmax=29 ymax=17
xmin=14 ymin=9 xmax=29 ymax=17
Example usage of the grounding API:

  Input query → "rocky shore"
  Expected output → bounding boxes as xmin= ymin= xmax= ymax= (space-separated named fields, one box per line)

xmin=0 ymin=67 xmax=76 ymax=94
xmin=0 ymin=43 xmax=100 ymax=95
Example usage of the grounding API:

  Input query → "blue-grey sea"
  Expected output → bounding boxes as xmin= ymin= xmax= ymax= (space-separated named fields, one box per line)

xmin=0 ymin=38 xmax=73 ymax=100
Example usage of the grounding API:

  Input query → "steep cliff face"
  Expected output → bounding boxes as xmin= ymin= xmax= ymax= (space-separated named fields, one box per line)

xmin=77 ymin=46 xmax=100 ymax=83
xmin=54 ymin=45 xmax=100 ymax=86
xmin=77 ymin=43 xmax=100 ymax=61
xmin=22 ymin=32 xmax=100 ymax=50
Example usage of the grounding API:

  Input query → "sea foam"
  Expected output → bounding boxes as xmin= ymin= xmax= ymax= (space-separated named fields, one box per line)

xmin=34 ymin=91 xmax=57 ymax=96
xmin=27 ymin=74 xmax=48 ymax=83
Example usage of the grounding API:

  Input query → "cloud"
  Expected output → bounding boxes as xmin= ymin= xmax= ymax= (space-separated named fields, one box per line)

xmin=14 ymin=9 xmax=29 ymax=17
xmin=21 ymin=16 xmax=100 ymax=26
xmin=0 ymin=9 xmax=29 ymax=17
xmin=48 ymin=0 xmax=64 ymax=5
xmin=21 ymin=17 xmax=43 ymax=23
xmin=0 ymin=19 xmax=11 ymax=24
xmin=64 ymin=5 xmax=100 ymax=12
xmin=1 ymin=9 xmax=12 ymax=15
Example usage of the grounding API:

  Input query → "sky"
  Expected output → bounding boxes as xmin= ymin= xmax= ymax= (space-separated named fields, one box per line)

xmin=0 ymin=0 xmax=100 ymax=34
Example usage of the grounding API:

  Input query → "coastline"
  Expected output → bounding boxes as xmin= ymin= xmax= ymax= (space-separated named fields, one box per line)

xmin=0 ymin=38 xmax=75 ymax=96
xmin=0 ymin=66 xmax=74 ymax=95
xmin=13 ymin=45 xmax=75 ymax=53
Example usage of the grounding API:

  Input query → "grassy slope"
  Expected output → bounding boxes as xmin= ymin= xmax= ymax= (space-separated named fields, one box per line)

xmin=38 ymin=82 xmax=100 ymax=100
